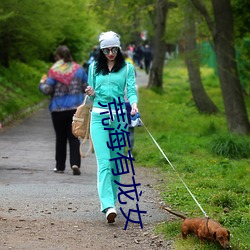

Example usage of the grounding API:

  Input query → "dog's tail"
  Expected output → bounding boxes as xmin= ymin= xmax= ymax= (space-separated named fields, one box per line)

xmin=161 ymin=206 xmax=187 ymax=220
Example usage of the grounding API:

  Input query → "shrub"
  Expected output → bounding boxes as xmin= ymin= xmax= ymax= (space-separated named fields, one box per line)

xmin=210 ymin=191 xmax=237 ymax=209
xmin=210 ymin=135 xmax=250 ymax=159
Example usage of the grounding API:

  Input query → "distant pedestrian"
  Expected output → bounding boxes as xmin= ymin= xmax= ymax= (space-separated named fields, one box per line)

xmin=39 ymin=45 xmax=88 ymax=175
xmin=134 ymin=45 xmax=144 ymax=69
xmin=86 ymin=46 xmax=99 ymax=71
xmin=143 ymin=44 xmax=152 ymax=74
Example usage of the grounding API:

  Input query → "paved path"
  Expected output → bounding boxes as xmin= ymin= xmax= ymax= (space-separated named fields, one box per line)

xmin=0 ymin=70 xmax=172 ymax=249
xmin=135 ymin=68 xmax=149 ymax=88
xmin=0 ymin=68 xmax=152 ymax=221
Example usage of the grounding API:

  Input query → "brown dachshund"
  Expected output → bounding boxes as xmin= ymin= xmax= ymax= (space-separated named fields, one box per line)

xmin=162 ymin=207 xmax=231 ymax=249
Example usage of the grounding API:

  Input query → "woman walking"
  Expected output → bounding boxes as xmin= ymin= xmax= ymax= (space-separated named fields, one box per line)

xmin=39 ymin=45 xmax=88 ymax=175
xmin=85 ymin=31 xmax=138 ymax=223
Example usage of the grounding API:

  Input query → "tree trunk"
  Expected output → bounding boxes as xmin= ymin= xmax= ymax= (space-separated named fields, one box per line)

xmin=147 ymin=0 xmax=169 ymax=89
xmin=212 ymin=0 xmax=250 ymax=134
xmin=184 ymin=4 xmax=218 ymax=114
xmin=191 ymin=0 xmax=250 ymax=134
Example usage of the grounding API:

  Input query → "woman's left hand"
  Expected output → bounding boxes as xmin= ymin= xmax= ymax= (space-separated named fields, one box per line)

xmin=131 ymin=103 xmax=138 ymax=116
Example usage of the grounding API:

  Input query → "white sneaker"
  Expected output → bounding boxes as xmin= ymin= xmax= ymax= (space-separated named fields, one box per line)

xmin=127 ymin=152 xmax=134 ymax=158
xmin=105 ymin=207 xmax=117 ymax=223
xmin=53 ymin=168 xmax=64 ymax=173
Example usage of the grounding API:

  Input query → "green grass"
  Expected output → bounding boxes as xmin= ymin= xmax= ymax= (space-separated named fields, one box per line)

xmin=0 ymin=60 xmax=50 ymax=123
xmin=133 ymin=58 xmax=250 ymax=250
xmin=1 ymin=57 xmax=249 ymax=249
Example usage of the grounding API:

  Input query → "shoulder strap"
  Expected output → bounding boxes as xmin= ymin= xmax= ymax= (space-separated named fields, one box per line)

xmin=92 ymin=61 xmax=95 ymax=89
xmin=78 ymin=95 xmax=93 ymax=158
xmin=124 ymin=62 xmax=129 ymax=100
xmin=79 ymin=136 xmax=94 ymax=158
xmin=83 ymin=94 xmax=88 ymax=105
xmin=126 ymin=62 xmax=129 ymax=86
xmin=79 ymin=106 xmax=94 ymax=158
xmin=125 ymin=62 xmax=128 ymax=92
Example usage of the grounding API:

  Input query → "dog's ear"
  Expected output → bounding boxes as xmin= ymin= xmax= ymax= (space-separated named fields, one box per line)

xmin=213 ymin=231 xmax=217 ymax=240
xmin=227 ymin=230 xmax=230 ymax=240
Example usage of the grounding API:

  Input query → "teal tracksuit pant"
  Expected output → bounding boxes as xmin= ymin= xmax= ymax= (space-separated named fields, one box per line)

xmin=90 ymin=109 xmax=128 ymax=212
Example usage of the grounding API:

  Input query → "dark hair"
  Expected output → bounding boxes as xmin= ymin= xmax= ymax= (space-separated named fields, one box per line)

xmin=95 ymin=48 xmax=126 ymax=75
xmin=54 ymin=45 xmax=73 ymax=63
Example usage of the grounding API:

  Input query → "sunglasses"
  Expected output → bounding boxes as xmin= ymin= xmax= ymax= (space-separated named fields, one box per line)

xmin=102 ymin=47 xmax=119 ymax=55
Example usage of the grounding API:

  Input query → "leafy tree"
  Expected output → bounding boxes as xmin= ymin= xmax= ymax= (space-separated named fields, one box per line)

xmin=183 ymin=1 xmax=218 ymax=114
xmin=232 ymin=0 xmax=250 ymax=40
xmin=191 ymin=0 xmax=250 ymax=134
xmin=0 ymin=0 xmax=58 ymax=66
xmin=232 ymin=0 xmax=250 ymax=95
xmin=0 ymin=0 xmax=99 ymax=67
xmin=91 ymin=0 xmax=155 ymax=47
xmin=164 ymin=1 xmax=184 ymax=44
xmin=53 ymin=1 xmax=99 ymax=62
xmin=148 ymin=0 xmax=177 ymax=89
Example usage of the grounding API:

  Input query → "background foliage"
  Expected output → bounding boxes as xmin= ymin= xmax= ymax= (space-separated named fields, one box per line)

xmin=133 ymin=58 xmax=249 ymax=250
xmin=0 ymin=0 xmax=99 ymax=65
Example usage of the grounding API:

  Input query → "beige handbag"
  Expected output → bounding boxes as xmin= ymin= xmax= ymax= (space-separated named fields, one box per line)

xmin=72 ymin=95 xmax=94 ymax=158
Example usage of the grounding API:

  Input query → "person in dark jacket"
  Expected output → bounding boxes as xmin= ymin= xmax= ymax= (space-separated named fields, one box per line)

xmin=143 ymin=44 xmax=152 ymax=74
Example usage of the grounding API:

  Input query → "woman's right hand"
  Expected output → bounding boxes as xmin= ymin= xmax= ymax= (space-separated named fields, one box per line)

xmin=131 ymin=103 xmax=138 ymax=116
xmin=85 ymin=86 xmax=95 ymax=97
